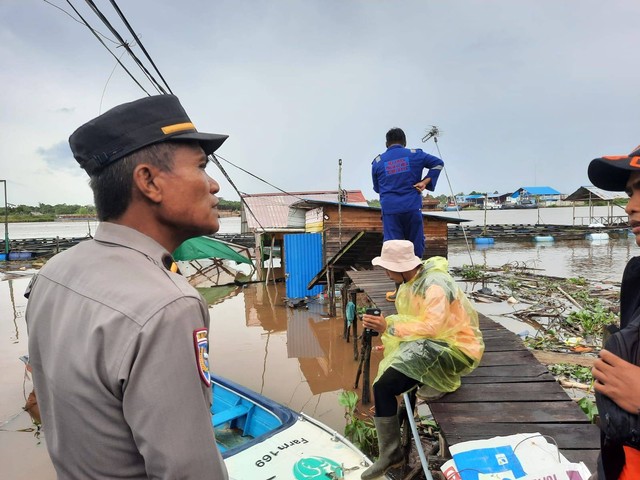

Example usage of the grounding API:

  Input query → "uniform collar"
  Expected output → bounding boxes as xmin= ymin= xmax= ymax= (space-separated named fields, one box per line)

xmin=93 ymin=222 xmax=176 ymax=271
xmin=386 ymin=144 xmax=405 ymax=151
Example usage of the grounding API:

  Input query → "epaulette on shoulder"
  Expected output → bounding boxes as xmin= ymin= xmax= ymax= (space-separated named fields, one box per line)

xmin=373 ymin=155 xmax=381 ymax=163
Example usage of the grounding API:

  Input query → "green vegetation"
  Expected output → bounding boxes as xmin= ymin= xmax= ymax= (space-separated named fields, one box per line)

xmin=577 ymin=397 xmax=598 ymax=423
xmin=458 ymin=264 xmax=485 ymax=281
xmin=547 ymin=364 xmax=598 ymax=423
xmin=565 ymin=304 xmax=617 ymax=337
xmin=339 ymin=390 xmax=378 ymax=458
xmin=548 ymin=363 xmax=593 ymax=384
xmin=0 ymin=199 xmax=242 ymax=222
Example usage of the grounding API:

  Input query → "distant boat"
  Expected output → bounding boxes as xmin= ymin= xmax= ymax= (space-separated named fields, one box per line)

xmin=483 ymin=200 xmax=500 ymax=210
xmin=443 ymin=204 xmax=461 ymax=212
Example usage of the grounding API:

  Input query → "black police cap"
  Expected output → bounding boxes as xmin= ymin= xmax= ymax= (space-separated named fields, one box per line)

xmin=69 ymin=95 xmax=228 ymax=175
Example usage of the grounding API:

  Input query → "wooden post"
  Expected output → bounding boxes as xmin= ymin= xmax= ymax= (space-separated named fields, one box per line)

xmin=328 ymin=266 xmax=336 ymax=317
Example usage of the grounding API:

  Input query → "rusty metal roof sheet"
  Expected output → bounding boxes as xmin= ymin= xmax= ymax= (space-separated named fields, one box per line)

xmin=241 ymin=190 xmax=368 ymax=231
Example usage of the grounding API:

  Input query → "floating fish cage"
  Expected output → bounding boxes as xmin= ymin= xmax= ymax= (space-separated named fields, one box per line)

xmin=586 ymin=232 xmax=609 ymax=241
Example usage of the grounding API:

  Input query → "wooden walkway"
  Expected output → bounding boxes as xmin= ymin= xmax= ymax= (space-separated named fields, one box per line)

xmin=344 ymin=269 xmax=601 ymax=471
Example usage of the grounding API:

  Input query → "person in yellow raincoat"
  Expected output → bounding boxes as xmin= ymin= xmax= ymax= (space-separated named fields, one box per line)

xmin=360 ymin=240 xmax=484 ymax=479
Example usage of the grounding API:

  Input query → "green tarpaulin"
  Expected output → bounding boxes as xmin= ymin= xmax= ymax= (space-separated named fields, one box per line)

xmin=173 ymin=236 xmax=252 ymax=264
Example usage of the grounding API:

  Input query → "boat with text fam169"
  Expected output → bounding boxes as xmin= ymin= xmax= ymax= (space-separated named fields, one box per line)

xmin=212 ymin=375 xmax=384 ymax=479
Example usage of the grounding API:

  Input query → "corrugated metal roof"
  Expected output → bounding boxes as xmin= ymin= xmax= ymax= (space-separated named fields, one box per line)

xmin=512 ymin=186 xmax=561 ymax=197
xmin=564 ymin=186 xmax=628 ymax=202
xmin=241 ymin=191 xmax=368 ymax=230
xmin=293 ymin=199 xmax=468 ymax=224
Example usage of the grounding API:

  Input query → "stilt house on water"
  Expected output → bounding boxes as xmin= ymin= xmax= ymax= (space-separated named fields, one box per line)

xmin=240 ymin=190 xmax=465 ymax=314
xmin=564 ymin=186 xmax=629 ymax=226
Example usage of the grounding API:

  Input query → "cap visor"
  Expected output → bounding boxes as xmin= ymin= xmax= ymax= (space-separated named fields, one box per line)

xmin=588 ymin=157 xmax=633 ymax=191
xmin=172 ymin=132 xmax=228 ymax=155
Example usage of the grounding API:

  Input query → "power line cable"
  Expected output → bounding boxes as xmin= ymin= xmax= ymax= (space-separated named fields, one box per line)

xmin=83 ymin=0 xmax=166 ymax=94
xmin=63 ymin=0 xmax=151 ymax=95
xmin=99 ymin=49 xmax=128 ymax=115
xmin=215 ymin=154 xmax=308 ymax=202
xmin=61 ymin=1 xmax=316 ymax=236
xmin=108 ymin=0 xmax=173 ymax=94
xmin=43 ymin=0 xmax=119 ymax=45
xmin=209 ymin=154 xmax=266 ymax=233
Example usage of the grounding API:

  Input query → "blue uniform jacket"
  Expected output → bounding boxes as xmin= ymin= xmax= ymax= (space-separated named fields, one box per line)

xmin=372 ymin=145 xmax=444 ymax=214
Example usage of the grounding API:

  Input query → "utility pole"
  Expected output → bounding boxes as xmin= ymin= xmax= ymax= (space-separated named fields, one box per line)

xmin=1 ymin=180 xmax=7 ymax=255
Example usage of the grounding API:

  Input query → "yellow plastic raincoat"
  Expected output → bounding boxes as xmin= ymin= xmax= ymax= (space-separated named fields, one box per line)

xmin=375 ymin=256 xmax=484 ymax=392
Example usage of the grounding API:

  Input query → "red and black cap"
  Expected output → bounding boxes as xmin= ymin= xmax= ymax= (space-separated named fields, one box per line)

xmin=588 ymin=145 xmax=640 ymax=192
xmin=69 ymin=94 xmax=228 ymax=175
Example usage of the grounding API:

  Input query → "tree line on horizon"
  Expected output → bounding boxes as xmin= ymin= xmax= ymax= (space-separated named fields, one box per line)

xmin=0 ymin=199 xmax=244 ymax=222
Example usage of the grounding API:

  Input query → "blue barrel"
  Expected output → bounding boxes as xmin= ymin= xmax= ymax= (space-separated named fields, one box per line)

xmin=8 ymin=252 xmax=33 ymax=260
xmin=474 ymin=237 xmax=495 ymax=244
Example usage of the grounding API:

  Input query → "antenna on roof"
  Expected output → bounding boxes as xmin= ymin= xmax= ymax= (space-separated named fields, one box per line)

xmin=422 ymin=125 xmax=441 ymax=144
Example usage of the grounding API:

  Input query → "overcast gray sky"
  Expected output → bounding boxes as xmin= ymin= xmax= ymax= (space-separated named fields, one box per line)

xmin=1 ymin=0 xmax=639 ymax=206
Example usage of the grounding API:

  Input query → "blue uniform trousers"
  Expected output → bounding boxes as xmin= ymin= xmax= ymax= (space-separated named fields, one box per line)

xmin=382 ymin=210 xmax=425 ymax=258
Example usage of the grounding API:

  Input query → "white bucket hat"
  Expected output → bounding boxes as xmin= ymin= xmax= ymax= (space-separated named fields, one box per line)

xmin=371 ymin=240 xmax=422 ymax=272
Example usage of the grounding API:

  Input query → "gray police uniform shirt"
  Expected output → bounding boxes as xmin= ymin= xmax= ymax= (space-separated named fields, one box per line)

xmin=26 ymin=222 xmax=228 ymax=479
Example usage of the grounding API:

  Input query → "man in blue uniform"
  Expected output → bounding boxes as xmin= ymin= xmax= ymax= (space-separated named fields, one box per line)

xmin=372 ymin=127 xmax=444 ymax=300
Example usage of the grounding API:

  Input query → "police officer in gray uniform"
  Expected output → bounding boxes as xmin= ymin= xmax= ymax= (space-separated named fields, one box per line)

xmin=26 ymin=95 xmax=229 ymax=479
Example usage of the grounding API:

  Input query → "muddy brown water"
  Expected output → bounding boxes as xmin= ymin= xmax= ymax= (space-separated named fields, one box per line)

xmin=0 ymin=277 xmax=386 ymax=479
xmin=1 ymin=232 xmax=637 ymax=478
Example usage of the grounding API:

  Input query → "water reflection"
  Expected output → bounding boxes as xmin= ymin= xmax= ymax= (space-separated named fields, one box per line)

xmin=450 ymin=237 xmax=637 ymax=279
xmin=210 ymin=282 xmax=382 ymax=430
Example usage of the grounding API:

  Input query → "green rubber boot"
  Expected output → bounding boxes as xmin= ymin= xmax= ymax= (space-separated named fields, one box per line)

xmin=361 ymin=415 xmax=404 ymax=479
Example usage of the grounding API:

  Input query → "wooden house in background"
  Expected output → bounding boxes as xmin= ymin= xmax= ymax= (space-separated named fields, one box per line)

xmin=240 ymin=190 xmax=464 ymax=310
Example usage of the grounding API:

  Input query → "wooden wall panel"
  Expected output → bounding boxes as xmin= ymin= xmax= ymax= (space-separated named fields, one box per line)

xmin=322 ymin=206 xmax=451 ymax=261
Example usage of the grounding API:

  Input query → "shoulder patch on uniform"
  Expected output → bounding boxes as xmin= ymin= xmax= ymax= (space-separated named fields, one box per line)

xmin=193 ymin=328 xmax=211 ymax=387
xmin=373 ymin=155 xmax=381 ymax=163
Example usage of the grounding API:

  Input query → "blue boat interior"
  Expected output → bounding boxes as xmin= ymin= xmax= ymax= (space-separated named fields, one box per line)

xmin=211 ymin=375 xmax=296 ymax=457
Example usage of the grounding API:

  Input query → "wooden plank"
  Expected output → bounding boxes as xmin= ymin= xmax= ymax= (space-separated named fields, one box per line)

xmin=467 ymin=363 xmax=551 ymax=378
xmin=345 ymin=268 xmax=598 ymax=472
xmin=478 ymin=350 xmax=537 ymax=366
xmin=563 ymin=449 xmax=600 ymax=471
xmin=482 ymin=338 xmax=530 ymax=352
xmin=463 ymin=374 xmax=557 ymax=384
xmin=432 ymin=382 xmax=569 ymax=403
xmin=430 ymin=401 xmax=590 ymax=424
xmin=532 ymin=350 xmax=597 ymax=367
xmin=441 ymin=423 xmax=601 ymax=449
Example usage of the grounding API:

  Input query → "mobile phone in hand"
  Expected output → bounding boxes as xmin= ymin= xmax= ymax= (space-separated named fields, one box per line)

xmin=364 ymin=308 xmax=380 ymax=336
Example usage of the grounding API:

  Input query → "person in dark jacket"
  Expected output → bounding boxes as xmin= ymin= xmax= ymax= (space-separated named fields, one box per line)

xmin=588 ymin=144 xmax=640 ymax=479
xmin=372 ymin=128 xmax=444 ymax=300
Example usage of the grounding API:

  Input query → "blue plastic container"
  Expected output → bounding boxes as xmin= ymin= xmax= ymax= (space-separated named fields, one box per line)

xmin=8 ymin=252 xmax=33 ymax=260
xmin=533 ymin=236 xmax=554 ymax=242
xmin=474 ymin=237 xmax=495 ymax=245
